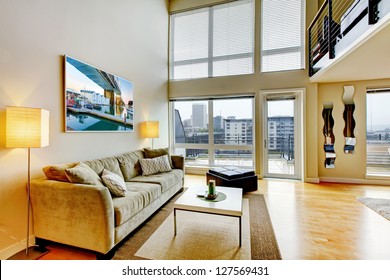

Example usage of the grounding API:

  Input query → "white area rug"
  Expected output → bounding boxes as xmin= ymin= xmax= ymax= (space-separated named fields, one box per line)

xmin=357 ymin=197 xmax=390 ymax=221
xmin=135 ymin=199 xmax=251 ymax=260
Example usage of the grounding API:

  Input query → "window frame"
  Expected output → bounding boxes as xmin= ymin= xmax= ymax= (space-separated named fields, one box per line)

xmin=366 ymin=89 xmax=390 ymax=178
xmin=169 ymin=0 xmax=255 ymax=80
xmin=260 ymin=0 xmax=306 ymax=73
xmin=169 ymin=96 xmax=255 ymax=169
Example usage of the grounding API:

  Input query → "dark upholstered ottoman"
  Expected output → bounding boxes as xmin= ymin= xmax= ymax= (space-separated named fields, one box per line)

xmin=206 ymin=167 xmax=258 ymax=192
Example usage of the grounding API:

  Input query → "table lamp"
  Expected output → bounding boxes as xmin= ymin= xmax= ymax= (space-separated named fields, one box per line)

xmin=141 ymin=121 xmax=159 ymax=149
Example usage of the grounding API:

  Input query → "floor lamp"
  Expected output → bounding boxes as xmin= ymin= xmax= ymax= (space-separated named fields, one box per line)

xmin=6 ymin=106 xmax=50 ymax=260
xmin=141 ymin=121 xmax=159 ymax=149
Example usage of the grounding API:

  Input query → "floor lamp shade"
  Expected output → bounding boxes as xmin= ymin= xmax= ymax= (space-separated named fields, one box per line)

xmin=6 ymin=107 xmax=49 ymax=148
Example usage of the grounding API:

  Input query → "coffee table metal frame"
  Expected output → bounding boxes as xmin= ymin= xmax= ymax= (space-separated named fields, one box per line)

xmin=173 ymin=186 xmax=243 ymax=246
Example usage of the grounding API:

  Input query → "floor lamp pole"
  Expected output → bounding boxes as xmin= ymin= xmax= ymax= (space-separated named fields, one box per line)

xmin=26 ymin=147 xmax=31 ymax=255
xmin=8 ymin=148 xmax=49 ymax=260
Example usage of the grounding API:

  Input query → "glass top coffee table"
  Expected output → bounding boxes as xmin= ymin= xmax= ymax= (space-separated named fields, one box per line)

xmin=173 ymin=185 xmax=243 ymax=246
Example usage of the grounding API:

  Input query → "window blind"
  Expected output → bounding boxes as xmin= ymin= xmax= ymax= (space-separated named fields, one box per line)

xmin=170 ymin=0 xmax=254 ymax=80
xmin=261 ymin=0 xmax=305 ymax=72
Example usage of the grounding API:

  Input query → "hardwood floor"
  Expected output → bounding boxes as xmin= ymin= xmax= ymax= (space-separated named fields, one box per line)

xmin=38 ymin=175 xmax=390 ymax=260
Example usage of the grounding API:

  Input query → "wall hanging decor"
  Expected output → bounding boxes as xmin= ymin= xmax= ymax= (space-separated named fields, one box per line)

xmin=323 ymin=101 xmax=336 ymax=168
xmin=342 ymin=85 xmax=356 ymax=153
xmin=64 ymin=55 xmax=134 ymax=132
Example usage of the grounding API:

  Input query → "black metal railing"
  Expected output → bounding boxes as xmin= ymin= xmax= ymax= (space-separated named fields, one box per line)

xmin=267 ymin=136 xmax=294 ymax=161
xmin=309 ymin=0 xmax=384 ymax=76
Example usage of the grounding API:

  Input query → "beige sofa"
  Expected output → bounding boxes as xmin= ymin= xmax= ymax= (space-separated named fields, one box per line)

xmin=30 ymin=148 xmax=184 ymax=258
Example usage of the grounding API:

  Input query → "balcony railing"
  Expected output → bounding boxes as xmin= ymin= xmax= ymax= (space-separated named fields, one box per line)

xmin=268 ymin=136 xmax=294 ymax=161
xmin=309 ymin=0 xmax=390 ymax=76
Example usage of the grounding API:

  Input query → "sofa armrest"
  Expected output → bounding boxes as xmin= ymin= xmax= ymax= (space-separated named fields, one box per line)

xmin=171 ymin=155 xmax=185 ymax=171
xmin=30 ymin=178 xmax=115 ymax=254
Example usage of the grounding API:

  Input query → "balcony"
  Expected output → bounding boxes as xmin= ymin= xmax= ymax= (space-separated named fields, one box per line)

xmin=309 ymin=0 xmax=390 ymax=83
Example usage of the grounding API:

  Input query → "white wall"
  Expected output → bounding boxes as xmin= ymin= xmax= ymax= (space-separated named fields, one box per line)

xmin=0 ymin=0 xmax=169 ymax=258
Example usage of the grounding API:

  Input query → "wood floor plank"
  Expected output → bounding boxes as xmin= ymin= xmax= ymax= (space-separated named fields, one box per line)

xmin=38 ymin=175 xmax=390 ymax=260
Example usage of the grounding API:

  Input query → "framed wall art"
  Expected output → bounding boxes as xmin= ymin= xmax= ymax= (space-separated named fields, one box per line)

xmin=64 ymin=55 xmax=134 ymax=132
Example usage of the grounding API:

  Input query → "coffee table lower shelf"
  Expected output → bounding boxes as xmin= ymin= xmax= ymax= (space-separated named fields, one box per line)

xmin=173 ymin=186 xmax=243 ymax=247
xmin=173 ymin=208 xmax=242 ymax=247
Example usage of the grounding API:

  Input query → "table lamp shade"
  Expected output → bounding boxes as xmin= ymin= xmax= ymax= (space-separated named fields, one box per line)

xmin=142 ymin=121 xmax=159 ymax=138
xmin=6 ymin=107 xmax=49 ymax=148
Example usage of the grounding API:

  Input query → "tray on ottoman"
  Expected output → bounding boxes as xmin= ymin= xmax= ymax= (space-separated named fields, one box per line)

xmin=206 ymin=167 xmax=258 ymax=192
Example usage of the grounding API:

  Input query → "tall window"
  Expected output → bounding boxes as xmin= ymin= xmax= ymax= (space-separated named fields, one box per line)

xmin=261 ymin=0 xmax=305 ymax=72
xmin=171 ymin=97 xmax=254 ymax=168
xmin=170 ymin=0 xmax=254 ymax=80
xmin=366 ymin=90 xmax=390 ymax=176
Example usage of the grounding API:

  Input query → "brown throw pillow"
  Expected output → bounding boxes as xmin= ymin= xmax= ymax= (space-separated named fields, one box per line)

xmin=65 ymin=162 xmax=105 ymax=187
xmin=42 ymin=162 xmax=78 ymax=182
xmin=144 ymin=147 xmax=172 ymax=167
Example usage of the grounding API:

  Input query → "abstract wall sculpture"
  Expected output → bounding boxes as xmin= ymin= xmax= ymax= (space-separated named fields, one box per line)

xmin=342 ymin=85 xmax=356 ymax=153
xmin=323 ymin=101 xmax=336 ymax=168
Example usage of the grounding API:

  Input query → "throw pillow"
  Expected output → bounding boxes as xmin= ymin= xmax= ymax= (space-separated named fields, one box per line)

xmin=65 ymin=162 xmax=105 ymax=187
xmin=42 ymin=162 xmax=78 ymax=182
xmin=139 ymin=155 xmax=172 ymax=176
xmin=101 ymin=169 xmax=127 ymax=197
xmin=144 ymin=147 xmax=173 ymax=167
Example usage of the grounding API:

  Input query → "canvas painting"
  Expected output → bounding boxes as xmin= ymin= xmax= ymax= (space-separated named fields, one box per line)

xmin=65 ymin=55 xmax=134 ymax=132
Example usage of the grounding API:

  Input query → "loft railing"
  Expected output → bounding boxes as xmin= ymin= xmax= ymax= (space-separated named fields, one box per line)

xmin=308 ymin=0 xmax=387 ymax=77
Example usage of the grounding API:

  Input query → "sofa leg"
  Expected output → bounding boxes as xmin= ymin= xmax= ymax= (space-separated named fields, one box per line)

xmin=96 ymin=249 xmax=115 ymax=260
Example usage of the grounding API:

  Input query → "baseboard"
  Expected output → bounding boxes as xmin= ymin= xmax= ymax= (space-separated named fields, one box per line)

xmin=305 ymin=177 xmax=320 ymax=183
xmin=0 ymin=235 xmax=35 ymax=260
xmin=319 ymin=176 xmax=390 ymax=186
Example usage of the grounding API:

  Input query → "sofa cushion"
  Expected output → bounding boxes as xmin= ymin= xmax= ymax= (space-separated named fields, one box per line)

xmin=64 ymin=162 xmax=105 ymax=187
xmin=139 ymin=155 xmax=172 ymax=176
xmin=84 ymin=156 xmax=123 ymax=179
xmin=112 ymin=182 xmax=162 ymax=226
xmin=116 ymin=150 xmax=144 ymax=181
xmin=144 ymin=147 xmax=172 ymax=167
xmin=42 ymin=162 xmax=78 ymax=182
xmin=130 ymin=169 xmax=183 ymax=193
xmin=101 ymin=169 xmax=127 ymax=197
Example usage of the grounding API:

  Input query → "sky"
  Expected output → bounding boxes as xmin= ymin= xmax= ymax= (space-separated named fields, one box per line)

xmin=174 ymin=99 xmax=253 ymax=121
xmin=66 ymin=63 xmax=104 ymax=95
xmin=367 ymin=93 xmax=390 ymax=131
xmin=174 ymin=98 xmax=294 ymax=121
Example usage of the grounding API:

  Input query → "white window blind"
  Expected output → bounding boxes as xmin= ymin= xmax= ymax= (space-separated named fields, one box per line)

xmin=261 ymin=0 xmax=305 ymax=72
xmin=170 ymin=0 xmax=254 ymax=80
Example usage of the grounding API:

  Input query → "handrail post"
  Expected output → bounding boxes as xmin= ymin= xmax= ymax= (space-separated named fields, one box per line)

xmin=308 ymin=25 xmax=313 ymax=76
xmin=368 ymin=0 xmax=379 ymax=25
xmin=328 ymin=0 xmax=335 ymax=59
